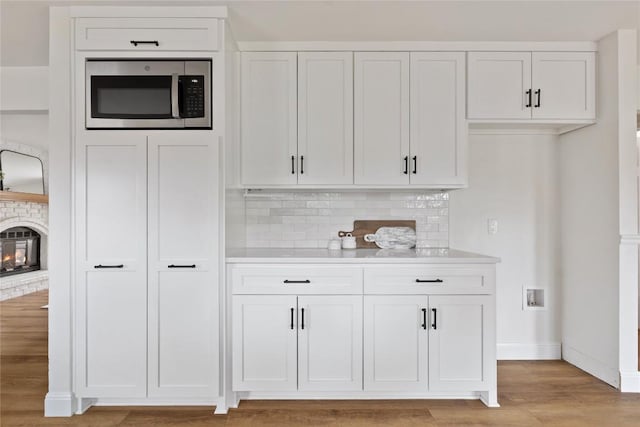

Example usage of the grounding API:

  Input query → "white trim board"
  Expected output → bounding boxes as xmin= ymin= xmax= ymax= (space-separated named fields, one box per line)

xmin=238 ymin=41 xmax=598 ymax=52
xmin=69 ymin=6 xmax=227 ymax=18
xmin=562 ymin=344 xmax=620 ymax=388
xmin=497 ymin=343 xmax=561 ymax=360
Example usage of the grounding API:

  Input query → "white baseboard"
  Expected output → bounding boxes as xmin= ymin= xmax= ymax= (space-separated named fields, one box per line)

xmin=497 ymin=343 xmax=561 ymax=360
xmin=44 ymin=392 xmax=76 ymax=417
xmin=562 ymin=344 xmax=619 ymax=388
xmin=620 ymin=371 xmax=640 ymax=392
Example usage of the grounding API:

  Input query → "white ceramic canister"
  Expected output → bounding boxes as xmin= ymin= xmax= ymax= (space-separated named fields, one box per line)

xmin=341 ymin=233 xmax=357 ymax=249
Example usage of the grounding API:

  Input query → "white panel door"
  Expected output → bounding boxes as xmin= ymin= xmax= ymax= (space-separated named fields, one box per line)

xmin=298 ymin=52 xmax=353 ymax=185
xmin=531 ymin=52 xmax=596 ymax=120
xmin=467 ymin=52 xmax=532 ymax=119
xmin=298 ymin=296 xmax=363 ymax=391
xmin=364 ymin=296 xmax=428 ymax=391
xmin=232 ymin=295 xmax=298 ymax=391
xmin=428 ymin=295 xmax=491 ymax=391
xmin=147 ymin=133 xmax=219 ymax=398
xmin=354 ymin=52 xmax=410 ymax=185
xmin=241 ymin=52 xmax=297 ymax=186
xmin=410 ymin=52 xmax=467 ymax=187
xmin=75 ymin=133 xmax=147 ymax=397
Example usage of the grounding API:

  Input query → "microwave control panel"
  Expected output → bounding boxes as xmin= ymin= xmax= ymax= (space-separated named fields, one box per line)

xmin=179 ymin=75 xmax=205 ymax=118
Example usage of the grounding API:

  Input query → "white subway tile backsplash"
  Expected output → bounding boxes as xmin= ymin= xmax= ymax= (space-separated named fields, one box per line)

xmin=244 ymin=190 xmax=449 ymax=249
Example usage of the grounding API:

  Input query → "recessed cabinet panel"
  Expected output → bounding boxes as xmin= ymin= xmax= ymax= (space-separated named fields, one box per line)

xmin=364 ymin=296 xmax=428 ymax=391
xmin=467 ymin=52 xmax=532 ymax=119
xmin=298 ymin=52 xmax=354 ymax=185
xmin=147 ymin=134 xmax=219 ymax=398
xmin=354 ymin=52 xmax=410 ymax=185
xmin=429 ymin=295 xmax=490 ymax=391
xmin=531 ymin=52 xmax=595 ymax=120
xmin=232 ymin=295 xmax=298 ymax=391
xmin=298 ymin=296 xmax=363 ymax=391
xmin=241 ymin=52 xmax=298 ymax=186
xmin=410 ymin=52 xmax=467 ymax=187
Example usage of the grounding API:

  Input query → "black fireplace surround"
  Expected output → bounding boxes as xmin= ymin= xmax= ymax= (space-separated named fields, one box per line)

xmin=0 ymin=227 xmax=41 ymax=277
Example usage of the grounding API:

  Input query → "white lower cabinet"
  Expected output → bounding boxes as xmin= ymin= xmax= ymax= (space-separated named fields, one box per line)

xmin=364 ymin=296 xmax=428 ymax=391
xmin=232 ymin=294 xmax=363 ymax=391
xmin=230 ymin=263 xmax=497 ymax=406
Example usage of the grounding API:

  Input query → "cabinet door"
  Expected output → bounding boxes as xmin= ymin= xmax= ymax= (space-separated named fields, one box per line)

xmin=232 ymin=295 xmax=298 ymax=391
xmin=298 ymin=296 xmax=363 ymax=391
xmin=241 ymin=52 xmax=297 ymax=186
xmin=467 ymin=52 xmax=532 ymax=119
xmin=531 ymin=52 xmax=595 ymax=120
xmin=147 ymin=133 xmax=219 ymax=398
xmin=428 ymin=295 xmax=492 ymax=391
xmin=364 ymin=296 xmax=428 ymax=391
xmin=354 ymin=52 xmax=410 ymax=185
xmin=410 ymin=52 xmax=467 ymax=187
xmin=298 ymin=52 xmax=353 ymax=185
xmin=75 ymin=133 xmax=147 ymax=397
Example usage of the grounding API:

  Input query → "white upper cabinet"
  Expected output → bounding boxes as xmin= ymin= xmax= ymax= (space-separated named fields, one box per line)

xmin=410 ymin=52 xmax=467 ymax=187
xmin=531 ymin=52 xmax=595 ymax=120
xmin=241 ymin=52 xmax=298 ymax=186
xmin=147 ymin=133 xmax=219 ymax=398
xmin=75 ymin=18 xmax=219 ymax=51
xmin=468 ymin=51 xmax=596 ymax=121
xmin=467 ymin=52 xmax=532 ymax=120
xmin=354 ymin=52 xmax=410 ymax=185
xmin=298 ymin=52 xmax=354 ymax=185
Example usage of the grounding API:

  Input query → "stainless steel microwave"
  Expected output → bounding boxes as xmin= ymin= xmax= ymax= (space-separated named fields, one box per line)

xmin=85 ymin=60 xmax=211 ymax=129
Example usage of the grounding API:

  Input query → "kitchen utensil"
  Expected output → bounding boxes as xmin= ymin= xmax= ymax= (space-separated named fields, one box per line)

xmin=364 ymin=226 xmax=417 ymax=249
xmin=338 ymin=220 xmax=416 ymax=248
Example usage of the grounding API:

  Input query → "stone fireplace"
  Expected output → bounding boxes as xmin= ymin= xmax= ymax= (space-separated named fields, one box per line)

xmin=0 ymin=200 xmax=48 ymax=301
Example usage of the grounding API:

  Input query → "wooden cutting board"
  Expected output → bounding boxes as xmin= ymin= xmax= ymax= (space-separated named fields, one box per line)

xmin=338 ymin=220 xmax=416 ymax=249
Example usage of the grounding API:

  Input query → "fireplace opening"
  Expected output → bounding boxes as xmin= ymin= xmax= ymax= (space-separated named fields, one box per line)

xmin=0 ymin=227 xmax=41 ymax=277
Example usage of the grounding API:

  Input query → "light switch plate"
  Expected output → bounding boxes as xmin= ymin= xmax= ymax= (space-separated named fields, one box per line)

xmin=487 ymin=218 xmax=498 ymax=235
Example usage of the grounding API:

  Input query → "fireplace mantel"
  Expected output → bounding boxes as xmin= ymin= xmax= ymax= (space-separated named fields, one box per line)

xmin=0 ymin=191 xmax=48 ymax=204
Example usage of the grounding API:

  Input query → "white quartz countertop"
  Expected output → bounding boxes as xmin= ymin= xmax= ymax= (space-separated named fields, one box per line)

xmin=226 ymin=248 xmax=500 ymax=264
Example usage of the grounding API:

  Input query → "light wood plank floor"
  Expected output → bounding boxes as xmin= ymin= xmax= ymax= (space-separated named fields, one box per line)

xmin=3 ymin=290 xmax=640 ymax=426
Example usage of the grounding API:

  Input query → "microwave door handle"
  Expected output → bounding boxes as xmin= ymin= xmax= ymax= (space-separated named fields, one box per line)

xmin=171 ymin=74 xmax=180 ymax=118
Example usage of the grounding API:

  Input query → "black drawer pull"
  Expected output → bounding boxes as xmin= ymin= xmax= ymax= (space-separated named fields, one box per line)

xmin=283 ymin=279 xmax=311 ymax=284
xmin=412 ymin=156 xmax=417 ymax=174
xmin=290 ymin=307 xmax=294 ymax=330
xmin=168 ymin=264 xmax=196 ymax=268
xmin=525 ymin=89 xmax=532 ymax=108
xmin=291 ymin=155 xmax=295 ymax=174
xmin=301 ymin=308 xmax=305 ymax=330
xmin=94 ymin=264 xmax=123 ymax=269
xmin=432 ymin=308 xmax=437 ymax=330
xmin=130 ymin=40 xmax=159 ymax=47
xmin=415 ymin=279 xmax=443 ymax=283
xmin=403 ymin=156 xmax=409 ymax=175
xmin=534 ymin=89 xmax=541 ymax=108
xmin=421 ymin=308 xmax=427 ymax=330
xmin=300 ymin=156 xmax=305 ymax=175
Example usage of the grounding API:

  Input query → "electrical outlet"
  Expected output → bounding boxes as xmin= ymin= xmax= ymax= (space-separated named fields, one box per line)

xmin=487 ymin=218 xmax=498 ymax=235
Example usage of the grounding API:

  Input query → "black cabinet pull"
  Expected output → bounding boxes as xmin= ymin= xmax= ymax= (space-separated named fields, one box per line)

xmin=525 ymin=89 xmax=532 ymax=108
xmin=130 ymin=40 xmax=159 ymax=47
xmin=415 ymin=279 xmax=443 ymax=283
xmin=283 ymin=279 xmax=311 ymax=284
xmin=421 ymin=308 xmax=427 ymax=330
xmin=94 ymin=264 xmax=123 ymax=269
xmin=431 ymin=308 xmax=437 ymax=330
xmin=168 ymin=264 xmax=196 ymax=268
xmin=291 ymin=155 xmax=295 ymax=174
xmin=403 ymin=156 xmax=409 ymax=175
xmin=412 ymin=156 xmax=417 ymax=174
xmin=301 ymin=308 xmax=305 ymax=330
xmin=534 ymin=89 xmax=541 ymax=108
xmin=290 ymin=308 xmax=294 ymax=330
xmin=300 ymin=156 xmax=304 ymax=174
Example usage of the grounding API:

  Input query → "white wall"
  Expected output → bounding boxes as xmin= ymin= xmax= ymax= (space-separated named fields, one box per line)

xmin=558 ymin=30 xmax=637 ymax=388
xmin=449 ymin=134 xmax=561 ymax=359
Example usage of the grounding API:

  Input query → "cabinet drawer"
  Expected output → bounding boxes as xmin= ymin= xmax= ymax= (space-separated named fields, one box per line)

xmin=76 ymin=18 xmax=219 ymax=51
xmin=364 ymin=265 xmax=494 ymax=294
xmin=230 ymin=265 xmax=363 ymax=295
